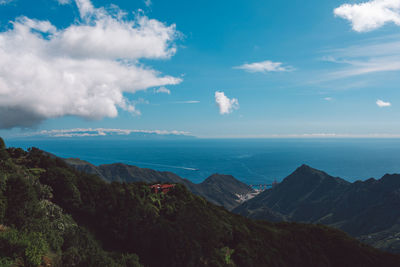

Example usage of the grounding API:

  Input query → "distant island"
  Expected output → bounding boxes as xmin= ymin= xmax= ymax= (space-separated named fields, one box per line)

xmin=8 ymin=128 xmax=196 ymax=141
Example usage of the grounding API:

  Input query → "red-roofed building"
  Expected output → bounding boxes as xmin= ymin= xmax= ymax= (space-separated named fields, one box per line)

xmin=150 ymin=184 xmax=176 ymax=194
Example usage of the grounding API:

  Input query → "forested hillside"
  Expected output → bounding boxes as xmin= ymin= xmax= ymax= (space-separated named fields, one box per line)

xmin=1 ymin=138 xmax=400 ymax=267
xmin=66 ymin=158 xmax=253 ymax=210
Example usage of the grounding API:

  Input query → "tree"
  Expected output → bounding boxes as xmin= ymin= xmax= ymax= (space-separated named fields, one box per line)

xmin=4 ymin=175 xmax=38 ymax=228
xmin=0 ymin=138 xmax=5 ymax=150
xmin=0 ymin=137 xmax=9 ymax=161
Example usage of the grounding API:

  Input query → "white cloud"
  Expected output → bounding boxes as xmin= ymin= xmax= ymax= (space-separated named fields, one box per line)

xmin=234 ymin=60 xmax=293 ymax=73
xmin=0 ymin=0 xmax=14 ymax=5
xmin=172 ymin=100 xmax=200 ymax=104
xmin=376 ymin=99 xmax=391 ymax=107
xmin=0 ymin=0 xmax=182 ymax=129
xmin=327 ymin=57 xmax=400 ymax=78
xmin=56 ymin=0 xmax=71 ymax=4
xmin=334 ymin=0 xmax=400 ymax=32
xmin=144 ymin=0 xmax=152 ymax=7
xmin=26 ymin=128 xmax=191 ymax=138
xmin=324 ymin=97 xmax=333 ymax=101
xmin=155 ymin=87 xmax=171 ymax=94
xmin=319 ymin=36 xmax=400 ymax=81
xmin=214 ymin=91 xmax=239 ymax=115
xmin=56 ymin=4 xmax=179 ymax=59
xmin=75 ymin=0 xmax=95 ymax=18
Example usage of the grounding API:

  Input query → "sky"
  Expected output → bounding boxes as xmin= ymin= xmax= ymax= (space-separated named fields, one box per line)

xmin=0 ymin=0 xmax=400 ymax=138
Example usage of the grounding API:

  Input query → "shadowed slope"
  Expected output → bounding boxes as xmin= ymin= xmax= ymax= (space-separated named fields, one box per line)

xmin=65 ymin=158 xmax=253 ymax=210
xmin=233 ymin=164 xmax=400 ymax=253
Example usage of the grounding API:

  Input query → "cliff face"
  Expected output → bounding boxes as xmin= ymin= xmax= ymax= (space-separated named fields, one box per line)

xmin=65 ymin=158 xmax=254 ymax=210
xmin=233 ymin=165 xmax=400 ymax=253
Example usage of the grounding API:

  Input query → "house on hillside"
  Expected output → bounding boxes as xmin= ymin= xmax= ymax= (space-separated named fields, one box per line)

xmin=150 ymin=184 xmax=176 ymax=194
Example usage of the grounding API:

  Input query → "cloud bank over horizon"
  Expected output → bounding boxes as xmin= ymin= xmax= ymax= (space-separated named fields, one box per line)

xmin=0 ymin=0 xmax=181 ymax=129
xmin=23 ymin=128 xmax=191 ymax=138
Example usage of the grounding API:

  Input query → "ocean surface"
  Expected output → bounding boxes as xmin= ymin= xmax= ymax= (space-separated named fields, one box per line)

xmin=5 ymin=138 xmax=400 ymax=184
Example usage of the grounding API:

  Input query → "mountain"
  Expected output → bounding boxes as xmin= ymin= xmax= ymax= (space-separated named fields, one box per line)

xmin=1 ymin=139 xmax=400 ymax=267
xmin=65 ymin=158 xmax=254 ymax=210
xmin=233 ymin=164 xmax=400 ymax=253
xmin=12 ymin=128 xmax=196 ymax=141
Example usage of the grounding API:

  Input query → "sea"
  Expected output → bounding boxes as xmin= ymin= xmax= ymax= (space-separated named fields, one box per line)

xmin=5 ymin=138 xmax=400 ymax=184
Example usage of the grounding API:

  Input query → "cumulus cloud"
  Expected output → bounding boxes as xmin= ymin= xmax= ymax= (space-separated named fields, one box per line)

xmin=75 ymin=0 xmax=95 ymax=18
xmin=214 ymin=91 xmax=239 ymax=115
xmin=0 ymin=0 xmax=182 ymax=129
xmin=155 ymin=87 xmax=171 ymax=94
xmin=0 ymin=0 xmax=14 ymax=5
xmin=376 ymin=99 xmax=391 ymax=107
xmin=334 ymin=0 xmax=400 ymax=32
xmin=27 ymin=128 xmax=190 ymax=138
xmin=234 ymin=60 xmax=293 ymax=73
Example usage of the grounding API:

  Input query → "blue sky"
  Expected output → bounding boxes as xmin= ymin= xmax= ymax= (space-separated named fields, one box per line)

xmin=1 ymin=0 xmax=400 ymax=138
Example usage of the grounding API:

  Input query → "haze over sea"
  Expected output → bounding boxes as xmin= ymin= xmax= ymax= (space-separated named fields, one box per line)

xmin=5 ymin=138 xmax=400 ymax=184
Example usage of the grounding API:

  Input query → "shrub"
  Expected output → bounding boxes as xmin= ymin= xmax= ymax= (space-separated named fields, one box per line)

xmin=0 ymin=137 xmax=9 ymax=161
xmin=0 ymin=229 xmax=49 ymax=267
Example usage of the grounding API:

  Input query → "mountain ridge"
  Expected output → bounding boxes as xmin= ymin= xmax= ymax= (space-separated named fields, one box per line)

xmin=69 ymin=159 xmax=400 ymax=253
xmin=65 ymin=158 xmax=254 ymax=211
xmin=233 ymin=164 xmax=400 ymax=253
xmin=1 ymin=139 xmax=400 ymax=266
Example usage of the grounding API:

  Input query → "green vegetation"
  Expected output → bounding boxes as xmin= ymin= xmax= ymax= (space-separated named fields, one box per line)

xmin=0 ymin=137 xmax=399 ymax=266
xmin=0 ymin=141 xmax=141 ymax=267
xmin=0 ymin=230 xmax=48 ymax=266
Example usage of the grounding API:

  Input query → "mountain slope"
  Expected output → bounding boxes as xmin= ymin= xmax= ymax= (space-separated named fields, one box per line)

xmin=66 ymin=158 xmax=253 ymax=210
xmin=2 ymin=141 xmax=400 ymax=267
xmin=233 ymin=164 xmax=400 ymax=253
xmin=0 ymin=144 xmax=142 ymax=266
